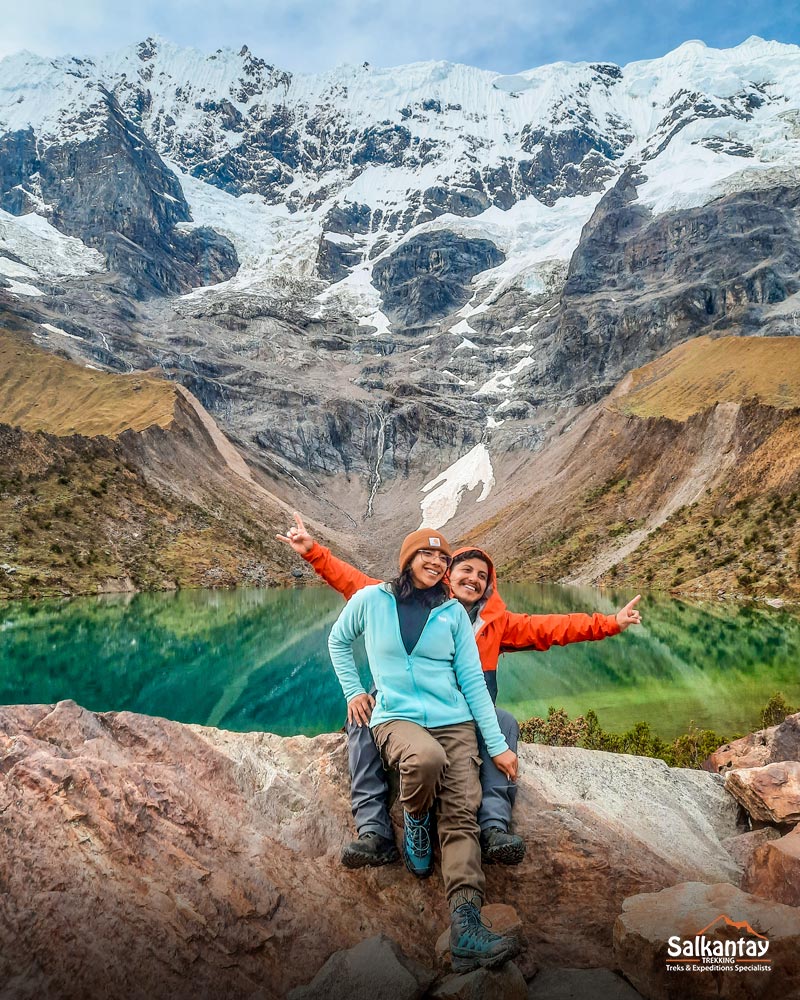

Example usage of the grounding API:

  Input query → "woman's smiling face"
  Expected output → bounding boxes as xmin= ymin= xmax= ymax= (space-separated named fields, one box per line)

xmin=448 ymin=557 xmax=490 ymax=606
xmin=408 ymin=548 xmax=451 ymax=588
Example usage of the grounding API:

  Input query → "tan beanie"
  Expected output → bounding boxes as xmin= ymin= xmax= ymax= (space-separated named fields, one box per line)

xmin=398 ymin=529 xmax=452 ymax=572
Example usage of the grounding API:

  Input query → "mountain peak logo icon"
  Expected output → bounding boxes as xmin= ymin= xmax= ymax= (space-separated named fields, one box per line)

xmin=695 ymin=914 xmax=768 ymax=940
xmin=666 ymin=911 xmax=771 ymax=969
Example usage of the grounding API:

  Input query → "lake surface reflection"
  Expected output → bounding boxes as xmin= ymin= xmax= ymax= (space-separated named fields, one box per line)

xmin=1 ymin=583 xmax=798 ymax=740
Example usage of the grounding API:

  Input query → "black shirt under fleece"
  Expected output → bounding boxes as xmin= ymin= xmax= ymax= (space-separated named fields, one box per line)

xmin=395 ymin=587 xmax=442 ymax=654
xmin=394 ymin=588 xmax=499 ymax=702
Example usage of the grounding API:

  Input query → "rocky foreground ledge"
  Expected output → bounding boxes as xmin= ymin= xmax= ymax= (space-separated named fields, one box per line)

xmin=1 ymin=703 xmax=799 ymax=999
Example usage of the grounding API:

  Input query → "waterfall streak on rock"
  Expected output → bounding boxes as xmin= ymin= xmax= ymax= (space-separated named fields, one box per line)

xmin=365 ymin=410 xmax=386 ymax=519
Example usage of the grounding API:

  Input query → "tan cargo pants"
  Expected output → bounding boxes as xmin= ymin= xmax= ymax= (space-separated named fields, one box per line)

xmin=372 ymin=719 xmax=484 ymax=905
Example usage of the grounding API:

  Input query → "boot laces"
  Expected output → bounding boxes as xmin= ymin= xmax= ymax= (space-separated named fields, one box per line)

xmin=406 ymin=815 xmax=430 ymax=857
xmin=455 ymin=904 xmax=499 ymax=946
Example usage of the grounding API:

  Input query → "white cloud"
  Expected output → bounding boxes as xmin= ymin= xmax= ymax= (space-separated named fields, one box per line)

xmin=0 ymin=0 xmax=618 ymax=72
xmin=0 ymin=1 xmax=797 ymax=77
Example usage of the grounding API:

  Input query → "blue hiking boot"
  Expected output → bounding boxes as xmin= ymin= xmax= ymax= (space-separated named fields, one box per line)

xmin=450 ymin=902 xmax=521 ymax=972
xmin=403 ymin=810 xmax=433 ymax=878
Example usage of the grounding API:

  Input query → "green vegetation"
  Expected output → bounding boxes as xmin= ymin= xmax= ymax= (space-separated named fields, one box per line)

xmin=760 ymin=691 xmax=797 ymax=729
xmin=0 ymin=328 xmax=298 ymax=599
xmin=491 ymin=336 xmax=800 ymax=600
xmin=0 ymin=436 xmax=290 ymax=599
xmin=519 ymin=691 xmax=796 ymax=769
xmin=611 ymin=485 xmax=800 ymax=598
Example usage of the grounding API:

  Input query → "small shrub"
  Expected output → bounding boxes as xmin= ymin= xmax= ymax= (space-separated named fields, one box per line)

xmin=520 ymin=708 xmax=728 ymax=769
xmin=761 ymin=692 xmax=796 ymax=729
xmin=519 ymin=707 xmax=586 ymax=747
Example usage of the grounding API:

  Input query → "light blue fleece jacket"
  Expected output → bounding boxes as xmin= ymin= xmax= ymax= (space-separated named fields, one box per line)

xmin=327 ymin=583 xmax=509 ymax=757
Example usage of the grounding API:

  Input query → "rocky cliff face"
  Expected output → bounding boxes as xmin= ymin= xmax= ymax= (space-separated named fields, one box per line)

xmin=0 ymin=96 xmax=239 ymax=298
xmin=532 ymin=174 xmax=800 ymax=408
xmin=2 ymin=38 xmax=800 ymax=567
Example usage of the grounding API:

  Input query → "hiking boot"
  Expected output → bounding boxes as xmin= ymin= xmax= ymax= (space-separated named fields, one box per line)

xmin=403 ymin=810 xmax=433 ymax=878
xmin=480 ymin=827 xmax=526 ymax=865
xmin=341 ymin=832 xmax=399 ymax=869
xmin=449 ymin=901 xmax=521 ymax=972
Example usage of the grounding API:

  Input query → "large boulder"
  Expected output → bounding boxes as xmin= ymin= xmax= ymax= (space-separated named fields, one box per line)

xmin=507 ymin=743 xmax=741 ymax=966
xmin=722 ymin=828 xmax=782 ymax=872
xmin=0 ymin=702 xmax=743 ymax=999
xmin=287 ymin=934 xmax=434 ymax=1000
xmin=705 ymin=713 xmax=800 ymax=774
xmin=429 ymin=963 xmax=527 ymax=999
xmin=725 ymin=761 xmax=800 ymax=825
xmin=613 ymin=881 xmax=800 ymax=999
xmin=742 ymin=825 xmax=800 ymax=907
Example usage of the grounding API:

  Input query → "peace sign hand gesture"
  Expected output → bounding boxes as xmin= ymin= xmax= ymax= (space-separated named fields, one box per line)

xmin=276 ymin=512 xmax=315 ymax=556
xmin=616 ymin=595 xmax=642 ymax=631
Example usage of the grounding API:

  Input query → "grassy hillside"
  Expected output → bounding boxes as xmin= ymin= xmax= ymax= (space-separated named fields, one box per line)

xmin=473 ymin=336 xmax=800 ymax=600
xmin=0 ymin=330 xmax=297 ymax=599
xmin=0 ymin=331 xmax=176 ymax=436
xmin=599 ymin=410 xmax=800 ymax=596
xmin=615 ymin=336 xmax=800 ymax=421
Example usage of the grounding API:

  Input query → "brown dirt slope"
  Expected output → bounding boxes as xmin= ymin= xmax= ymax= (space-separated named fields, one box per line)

xmin=0 ymin=330 xmax=176 ymax=436
xmin=467 ymin=335 xmax=800 ymax=599
xmin=615 ymin=335 xmax=800 ymax=421
xmin=0 ymin=329 xmax=303 ymax=599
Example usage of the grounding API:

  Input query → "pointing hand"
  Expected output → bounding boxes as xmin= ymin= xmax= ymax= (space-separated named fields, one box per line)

xmin=276 ymin=512 xmax=314 ymax=556
xmin=616 ymin=595 xmax=642 ymax=631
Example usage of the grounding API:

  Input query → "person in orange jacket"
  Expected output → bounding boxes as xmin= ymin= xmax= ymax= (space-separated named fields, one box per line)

xmin=277 ymin=513 xmax=642 ymax=869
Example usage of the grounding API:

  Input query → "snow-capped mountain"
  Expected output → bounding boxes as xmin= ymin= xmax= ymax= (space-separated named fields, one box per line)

xmin=2 ymin=36 xmax=800 ymax=540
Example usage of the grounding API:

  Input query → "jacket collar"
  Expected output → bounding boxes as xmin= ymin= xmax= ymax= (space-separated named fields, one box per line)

xmin=379 ymin=582 xmax=459 ymax=611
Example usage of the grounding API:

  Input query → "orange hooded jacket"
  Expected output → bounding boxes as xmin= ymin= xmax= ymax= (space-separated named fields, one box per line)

xmin=304 ymin=543 xmax=621 ymax=687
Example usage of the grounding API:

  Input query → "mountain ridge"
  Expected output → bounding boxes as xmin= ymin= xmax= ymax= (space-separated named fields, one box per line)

xmin=2 ymin=35 xmax=800 ymax=584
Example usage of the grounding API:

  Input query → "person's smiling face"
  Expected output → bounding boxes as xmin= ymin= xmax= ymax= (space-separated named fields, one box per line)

xmin=448 ymin=556 xmax=490 ymax=606
xmin=408 ymin=548 xmax=451 ymax=588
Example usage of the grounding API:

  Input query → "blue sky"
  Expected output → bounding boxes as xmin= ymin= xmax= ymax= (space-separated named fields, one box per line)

xmin=1 ymin=0 xmax=798 ymax=71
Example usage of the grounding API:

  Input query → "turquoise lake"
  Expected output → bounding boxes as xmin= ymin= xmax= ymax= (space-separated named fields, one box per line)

xmin=1 ymin=583 xmax=799 ymax=740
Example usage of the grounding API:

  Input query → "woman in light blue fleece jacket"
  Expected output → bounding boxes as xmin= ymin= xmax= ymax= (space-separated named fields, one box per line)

xmin=327 ymin=528 xmax=520 ymax=973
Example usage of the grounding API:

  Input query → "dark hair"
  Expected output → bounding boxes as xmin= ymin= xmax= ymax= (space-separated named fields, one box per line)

xmin=389 ymin=567 xmax=449 ymax=606
xmin=450 ymin=549 xmax=493 ymax=573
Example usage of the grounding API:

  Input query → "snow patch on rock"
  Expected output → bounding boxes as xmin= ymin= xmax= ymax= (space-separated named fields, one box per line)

xmin=419 ymin=443 xmax=495 ymax=529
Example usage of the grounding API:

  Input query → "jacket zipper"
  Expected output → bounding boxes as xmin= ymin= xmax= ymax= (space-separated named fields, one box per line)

xmin=384 ymin=588 xmax=459 ymax=727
